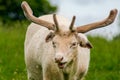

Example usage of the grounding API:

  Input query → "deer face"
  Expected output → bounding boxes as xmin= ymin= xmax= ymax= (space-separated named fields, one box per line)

xmin=46 ymin=31 xmax=92 ymax=69
xmin=52 ymin=32 xmax=78 ymax=69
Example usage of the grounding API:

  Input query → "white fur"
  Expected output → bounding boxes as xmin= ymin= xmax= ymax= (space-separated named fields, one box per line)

xmin=25 ymin=14 xmax=90 ymax=80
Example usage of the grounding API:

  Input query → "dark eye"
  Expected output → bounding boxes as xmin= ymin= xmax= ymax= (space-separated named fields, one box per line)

xmin=52 ymin=42 xmax=56 ymax=48
xmin=70 ymin=42 xmax=78 ymax=48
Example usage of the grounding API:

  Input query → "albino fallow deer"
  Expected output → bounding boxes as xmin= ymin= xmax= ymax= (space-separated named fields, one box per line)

xmin=21 ymin=1 xmax=118 ymax=80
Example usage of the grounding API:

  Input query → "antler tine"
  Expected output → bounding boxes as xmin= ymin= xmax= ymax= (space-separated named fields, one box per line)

xmin=53 ymin=14 xmax=59 ymax=31
xmin=21 ymin=1 xmax=55 ymax=30
xmin=69 ymin=16 xmax=76 ymax=32
xmin=76 ymin=9 xmax=118 ymax=33
xmin=21 ymin=1 xmax=33 ymax=20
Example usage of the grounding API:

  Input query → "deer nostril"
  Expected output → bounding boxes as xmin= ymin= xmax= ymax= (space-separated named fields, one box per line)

xmin=55 ymin=57 xmax=63 ymax=63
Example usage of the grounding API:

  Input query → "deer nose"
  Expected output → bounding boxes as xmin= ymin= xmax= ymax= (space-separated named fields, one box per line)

xmin=55 ymin=56 xmax=63 ymax=63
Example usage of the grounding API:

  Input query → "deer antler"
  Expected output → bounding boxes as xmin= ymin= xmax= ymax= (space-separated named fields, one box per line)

xmin=76 ymin=9 xmax=118 ymax=33
xmin=69 ymin=16 xmax=76 ymax=32
xmin=21 ymin=1 xmax=55 ymax=30
xmin=53 ymin=14 xmax=59 ymax=31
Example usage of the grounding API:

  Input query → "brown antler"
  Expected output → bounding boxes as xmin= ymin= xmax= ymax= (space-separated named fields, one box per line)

xmin=21 ymin=1 xmax=55 ymax=30
xmin=53 ymin=14 xmax=59 ymax=31
xmin=69 ymin=16 xmax=76 ymax=32
xmin=76 ymin=9 xmax=118 ymax=33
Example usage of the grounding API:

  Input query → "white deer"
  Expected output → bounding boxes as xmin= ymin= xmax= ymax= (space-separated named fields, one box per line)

xmin=21 ymin=1 xmax=117 ymax=80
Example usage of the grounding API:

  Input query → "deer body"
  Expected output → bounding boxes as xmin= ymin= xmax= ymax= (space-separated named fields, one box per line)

xmin=25 ymin=15 xmax=90 ymax=80
xmin=21 ymin=1 xmax=117 ymax=80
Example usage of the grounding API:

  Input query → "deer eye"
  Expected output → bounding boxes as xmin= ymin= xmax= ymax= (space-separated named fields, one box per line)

xmin=70 ymin=42 xmax=78 ymax=48
xmin=52 ymin=42 xmax=57 ymax=48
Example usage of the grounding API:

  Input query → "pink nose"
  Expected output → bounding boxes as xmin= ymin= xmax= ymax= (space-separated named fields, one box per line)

xmin=55 ymin=57 xmax=63 ymax=63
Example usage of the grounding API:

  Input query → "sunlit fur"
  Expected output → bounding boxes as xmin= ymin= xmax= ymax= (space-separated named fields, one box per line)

xmin=25 ymin=15 xmax=90 ymax=80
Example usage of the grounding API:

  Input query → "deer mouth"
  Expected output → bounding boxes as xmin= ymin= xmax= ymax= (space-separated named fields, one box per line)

xmin=57 ymin=62 xmax=67 ymax=69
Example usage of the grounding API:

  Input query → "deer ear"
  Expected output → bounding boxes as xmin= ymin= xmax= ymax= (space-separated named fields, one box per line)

xmin=76 ymin=33 xmax=93 ymax=49
xmin=80 ymin=41 xmax=93 ymax=49
xmin=45 ymin=32 xmax=55 ymax=42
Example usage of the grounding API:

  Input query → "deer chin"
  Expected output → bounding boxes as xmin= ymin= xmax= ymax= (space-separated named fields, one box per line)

xmin=58 ymin=59 xmax=73 ymax=69
xmin=57 ymin=62 xmax=67 ymax=69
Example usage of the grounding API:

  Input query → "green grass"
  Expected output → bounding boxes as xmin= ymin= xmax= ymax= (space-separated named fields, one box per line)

xmin=86 ymin=37 xmax=120 ymax=80
xmin=0 ymin=21 xmax=28 ymax=80
xmin=0 ymin=21 xmax=120 ymax=80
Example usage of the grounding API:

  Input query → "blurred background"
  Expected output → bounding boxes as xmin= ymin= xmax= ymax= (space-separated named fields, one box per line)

xmin=0 ymin=0 xmax=120 ymax=80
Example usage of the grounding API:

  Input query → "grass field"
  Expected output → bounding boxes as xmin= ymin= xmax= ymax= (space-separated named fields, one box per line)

xmin=0 ymin=21 xmax=120 ymax=80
